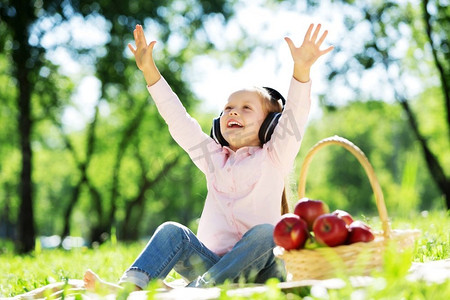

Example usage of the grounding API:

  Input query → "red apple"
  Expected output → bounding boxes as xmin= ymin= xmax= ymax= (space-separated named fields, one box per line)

xmin=347 ymin=221 xmax=375 ymax=244
xmin=294 ymin=198 xmax=330 ymax=230
xmin=313 ymin=213 xmax=349 ymax=247
xmin=273 ymin=213 xmax=309 ymax=250
xmin=332 ymin=209 xmax=354 ymax=226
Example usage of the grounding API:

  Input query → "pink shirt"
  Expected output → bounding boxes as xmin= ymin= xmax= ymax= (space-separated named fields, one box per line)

xmin=148 ymin=77 xmax=311 ymax=255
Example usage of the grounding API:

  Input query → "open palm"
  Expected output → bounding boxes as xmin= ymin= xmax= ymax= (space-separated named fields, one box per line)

xmin=128 ymin=24 xmax=156 ymax=72
xmin=285 ymin=24 xmax=334 ymax=69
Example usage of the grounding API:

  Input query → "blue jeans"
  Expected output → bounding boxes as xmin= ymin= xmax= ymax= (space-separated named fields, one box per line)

xmin=118 ymin=221 xmax=285 ymax=288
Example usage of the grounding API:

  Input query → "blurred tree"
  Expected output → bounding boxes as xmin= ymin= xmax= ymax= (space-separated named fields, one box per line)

xmin=309 ymin=0 xmax=450 ymax=209
xmin=0 ymin=49 xmax=19 ymax=240
xmin=0 ymin=0 xmax=239 ymax=252
xmin=295 ymin=99 xmax=441 ymax=217
xmin=58 ymin=104 xmax=100 ymax=239
xmin=78 ymin=0 xmax=237 ymax=243
xmin=0 ymin=0 xmax=70 ymax=252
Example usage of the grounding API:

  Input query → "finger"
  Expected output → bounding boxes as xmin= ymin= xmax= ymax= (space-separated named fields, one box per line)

xmin=148 ymin=40 xmax=157 ymax=51
xmin=133 ymin=28 xmax=137 ymax=42
xmin=303 ymin=23 xmax=314 ymax=43
xmin=128 ymin=43 xmax=136 ymax=55
xmin=135 ymin=25 xmax=147 ymax=49
xmin=319 ymin=45 xmax=334 ymax=56
xmin=133 ymin=28 xmax=142 ymax=49
xmin=284 ymin=37 xmax=295 ymax=53
xmin=311 ymin=24 xmax=321 ymax=43
xmin=134 ymin=25 xmax=143 ymax=47
xmin=316 ymin=30 xmax=328 ymax=47
xmin=138 ymin=24 xmax=148 ymax=47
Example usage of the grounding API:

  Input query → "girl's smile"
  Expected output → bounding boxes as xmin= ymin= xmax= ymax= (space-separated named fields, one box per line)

xmin=226 ymin=119 xmax=244 ymax=128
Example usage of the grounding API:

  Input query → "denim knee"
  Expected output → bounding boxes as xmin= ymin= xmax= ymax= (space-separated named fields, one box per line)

xmin=243 ymin=224 xmax=275 ymax=247
xmin=156 ymin=221 xmax=186 ymax=240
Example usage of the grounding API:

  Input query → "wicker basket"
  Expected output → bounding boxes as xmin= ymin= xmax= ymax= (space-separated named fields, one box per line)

xmin=274 ymin=136 xmax=420 ymax=281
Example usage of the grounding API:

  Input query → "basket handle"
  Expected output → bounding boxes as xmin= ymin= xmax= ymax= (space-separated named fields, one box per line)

xmin=297 ymin=136 xmax=391 ymax=238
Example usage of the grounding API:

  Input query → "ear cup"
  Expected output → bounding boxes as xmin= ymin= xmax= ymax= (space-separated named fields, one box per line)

xmin=258 ymin=112 xmax=282 ymax=144
xmin=259 ymin=87 xmax=285 ymax=144
xmin=210 ymin=116 xmax=229 ymax=147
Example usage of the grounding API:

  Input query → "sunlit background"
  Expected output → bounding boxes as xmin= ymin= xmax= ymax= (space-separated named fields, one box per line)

xmin=1 ymin=0 xmax=448 ymax=254
xmin=45 ymin=0 xmax=423 ymax=130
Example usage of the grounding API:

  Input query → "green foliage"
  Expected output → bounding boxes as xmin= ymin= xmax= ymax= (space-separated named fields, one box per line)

xmin=414 ymin=86 xmax=450 ymax=167
xmin=0 ymin=52 xmax=19 ymax=229
xmin=1 ymin=0 xmax=448 ymax=258
xmin=309 ymin=0 xmax=450 ymax=210
xmin=292 ymin=99 xmax=443 ymax=216
xmin=0 ymin=0 xmax=249 ymax=246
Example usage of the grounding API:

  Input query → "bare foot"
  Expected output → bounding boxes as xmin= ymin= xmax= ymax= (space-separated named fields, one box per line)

xmin=83 ymin=269 xmax=122 ymax=293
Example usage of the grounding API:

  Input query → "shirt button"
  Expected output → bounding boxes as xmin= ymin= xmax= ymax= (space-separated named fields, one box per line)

xmin=227 ymin=168 xmax=231 ymax=172
xmin=227 ymin=202 xmax=231 ymax=207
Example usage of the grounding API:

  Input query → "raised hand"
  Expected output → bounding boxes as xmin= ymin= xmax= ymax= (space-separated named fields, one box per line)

xmin=284 ymin=23 xmax=334 ymax=82
xmin=128 ymin=24 xmax=161 ymax=86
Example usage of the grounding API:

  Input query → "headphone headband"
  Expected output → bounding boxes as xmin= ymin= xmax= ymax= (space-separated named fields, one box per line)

xmin=263 ymin=87 xmax=286 ymax=107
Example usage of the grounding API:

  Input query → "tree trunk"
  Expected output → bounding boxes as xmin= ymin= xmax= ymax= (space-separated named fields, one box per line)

xmin=121 ymin=155 xmax=180 ymax=240
xmin=379 ymin=2 xmax=450 ymax=209
xmin=15 ymin=58 xmax=35 ymax=252
xmin=12 ymin=5 xmax=36 ymax=252
xmin=397 ymin=96 xmax=450 ymax=210
xmin=109 ymin=102 xmax=147 ymax=237
xmin=58 ymin=106 xmax=99 ymax=240
xmin=61 ymin=175 xmax=85 ymax=238
xmin=422 ymin=0 xmax=450 ymax=142
xmin=0 ymin=186 xmax=16 ymax=240
xmin=88 ymin=182 xmax=106 ymax=243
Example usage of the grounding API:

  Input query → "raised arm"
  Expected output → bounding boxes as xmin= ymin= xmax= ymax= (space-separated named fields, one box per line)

xmin=127 ymin=24 xmax=219 ymax=175
xmin=267 ymin=24 xmax=333 ymax=174
xmin=284 ymin=23 xmax=334 ymax=83
xmin=128 ymin=24 xmax=161 ymax=86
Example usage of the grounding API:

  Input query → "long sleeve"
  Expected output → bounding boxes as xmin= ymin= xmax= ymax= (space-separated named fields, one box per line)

xmin=147 ymin=77 xmax=221 ymax=174
xmin=265 ymin=77 xmax=312 ymax=175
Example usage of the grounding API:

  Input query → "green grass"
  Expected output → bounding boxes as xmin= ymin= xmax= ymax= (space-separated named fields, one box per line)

xmin=1 ymin=210 xmax=449 ymax=299
xmin=0 ymin=240 xmax=145 ymax=297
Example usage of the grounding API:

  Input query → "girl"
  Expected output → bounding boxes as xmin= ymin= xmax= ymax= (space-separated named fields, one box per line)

xmin=11 ymin=23 xmax=333 ymax=298
xmin=84 ymin=22 xmax=333 ymax=291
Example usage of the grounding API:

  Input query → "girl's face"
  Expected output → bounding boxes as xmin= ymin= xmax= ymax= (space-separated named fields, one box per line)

xmin=220 ymin=89 xmax=267 ymax=151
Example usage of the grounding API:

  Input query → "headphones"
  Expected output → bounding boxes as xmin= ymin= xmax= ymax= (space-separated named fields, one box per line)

xmin=210 ymin=87 xmax=286 ymax=147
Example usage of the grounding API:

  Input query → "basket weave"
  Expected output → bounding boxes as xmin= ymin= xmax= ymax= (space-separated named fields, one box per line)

xmin=275 ymin=136 xmax=420 ymax=281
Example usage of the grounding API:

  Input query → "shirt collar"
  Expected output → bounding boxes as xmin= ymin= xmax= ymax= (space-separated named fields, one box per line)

xmin=222 ymin=145 xmax=261 ymax=156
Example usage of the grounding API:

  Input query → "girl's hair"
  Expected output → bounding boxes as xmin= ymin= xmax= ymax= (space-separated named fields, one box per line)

xmin=253 ymin=87 xmax=289 ymax=215
xmin=281 ymin=189 xmax=289 ymax=214
xmin=253 ymin=87 xmax=284 ymax=115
